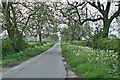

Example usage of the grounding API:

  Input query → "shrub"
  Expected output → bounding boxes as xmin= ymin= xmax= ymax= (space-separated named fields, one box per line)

xmin=13 ymin=39 xmax=29 ymax=52
xmin=2 ymin=39 xmax=29 ymax=57
xmin=2 ymin=39 xmax=15 ymax=57
xmin=42 ymin=40 xmax=47 ymax=44
xmin=70 ymin=39 xmax=119 ymax=53
xmin=28 ymin=41 xmax=47 ymax=48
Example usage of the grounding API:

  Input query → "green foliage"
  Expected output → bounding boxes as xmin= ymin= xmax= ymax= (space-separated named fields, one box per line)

xmin=61 ymin=23 xmax=92 ymax=41
xmin=2 ymin=39 xmax=49 ymax=57
xmin=70 ymin=39 xmax=119 ymax=53
xmin=13 ymin=38 xmax=30 ymax=52
xmin=28 ymin=41 xmax=41 ymax=48
xmin=1 ymin=42 xmax=56 ymax=66
xmin=61 ymin=43 xmax=119 ymax=78
xmin=2 ymin=39 xmax=29 ymax=57
xmin=28 ymin=40 xmax=47 ymax=48
xmin=2 ymin=39 xmax=15 ymax=57
xmin=41 ymin=40 xmax=47 ymax=45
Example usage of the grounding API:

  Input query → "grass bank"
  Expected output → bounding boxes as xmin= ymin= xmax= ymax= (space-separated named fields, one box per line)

xmin=61 ymin=42 xmax=119 ymax=78
xmin=1 ymin=42 xmax=56 ymax=66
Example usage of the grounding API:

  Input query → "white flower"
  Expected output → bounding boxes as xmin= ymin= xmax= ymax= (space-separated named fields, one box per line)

xmin=109 ymin=50 xmax=114 ymax=53
xmin=115 ymin=53 xmax=118 ymax=55
xmin=112 ymin=54 xmax=116 ymax=57
xmin=76 ymin=54 xmax=79 ymax=56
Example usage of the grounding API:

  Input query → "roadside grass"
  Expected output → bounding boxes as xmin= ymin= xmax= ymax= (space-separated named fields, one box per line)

xmin=1 ymin=42 xmax=56 ymax=66
xmin=61 ymin=42 xmax=119 ymax=78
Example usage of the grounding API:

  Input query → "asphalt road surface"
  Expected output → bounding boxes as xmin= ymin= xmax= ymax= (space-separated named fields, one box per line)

xmin=2 ymin=42 xmax=66 ymax=78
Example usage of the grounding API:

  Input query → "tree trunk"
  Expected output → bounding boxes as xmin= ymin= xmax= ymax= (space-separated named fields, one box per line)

xmin=72 ymin=34 xmax=74 ymax=41
xmin=78 ymin=37 xmax=80 ymax=41
xmin=39 ymin=31 xmax=42 ymax=42
xmin=2 ymin=2 xmax=16 ymax=40
xmin=6 ymin=8 xmax=14 ymax=40
xmin=7 ymin=28 xmax=14 ymax=40
xmin=102 ymin=18 xmax=110 ymax=38
xmin=78 ymin=35 xmax=82 ymax=41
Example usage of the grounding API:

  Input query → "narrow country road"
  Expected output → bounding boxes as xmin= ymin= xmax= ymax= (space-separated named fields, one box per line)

xmin=2 ymin=42 xmax=66 ymax=78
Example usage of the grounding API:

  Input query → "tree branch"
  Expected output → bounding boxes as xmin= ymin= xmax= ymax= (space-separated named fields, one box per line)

xmin=59 ymin=9 xmax=67 ymax=17
xmin=81 ymin=17 xmax=103 ymax=25
xmin=74 ymin=7 xmax=82 ymax=24
xmin=105 ymin=2 xmax=111 ymax=15
xmin=88 ymin=1 xmax=104 ymax=15
xmin=109 ymin=10 xmax=120 ymax=23
xmin=21 ymin=9 xmax=39 ymax=34
xmin=14 ymin=2 xmax=34 ymax=11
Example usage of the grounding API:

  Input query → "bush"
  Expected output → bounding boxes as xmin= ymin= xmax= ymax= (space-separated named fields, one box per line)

xmin=2 ymin=39 xmax=15 ymax=57
xmin=70 ymin=39 xmax=119 ymax=53
xmin=28 ymin=41 xmax=47 ymax=48
xmin=13 ymin=39 xmax=29 ymax=52
xmin=2 ymin=39 xmax=29 ymax=57
xmin=41 ymin=40 xmax=47 ymax=44
xmin=28 ymin=42 xmax=41 ymax=48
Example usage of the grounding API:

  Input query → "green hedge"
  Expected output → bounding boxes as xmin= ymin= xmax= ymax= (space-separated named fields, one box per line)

xmin=70 ymin=39 xmax=119 ymax=53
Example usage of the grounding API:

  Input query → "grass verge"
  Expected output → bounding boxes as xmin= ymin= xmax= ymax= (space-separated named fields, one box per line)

xmin=1 ymin=42 xmax=56 ymax=66
xmin=61 ymin=42 xmax=119 ymax=78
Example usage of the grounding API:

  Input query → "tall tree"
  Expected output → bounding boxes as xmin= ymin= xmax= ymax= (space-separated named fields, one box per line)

xmin=1 ymin=1 xmax=37 ymax=52
xmin=28 ymin=2 xmax=56 ymax=42
xmin=57 ymin=1 xmax=98 ymax=40
xmin=58 ymin=0 xmax=120 ymax=38
xmin=88 ymin=0 xmax=120 ymax=38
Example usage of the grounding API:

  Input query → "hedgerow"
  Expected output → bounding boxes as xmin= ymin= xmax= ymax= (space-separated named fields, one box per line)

xmin=70 ymin=39 xmax=119 ymax=53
